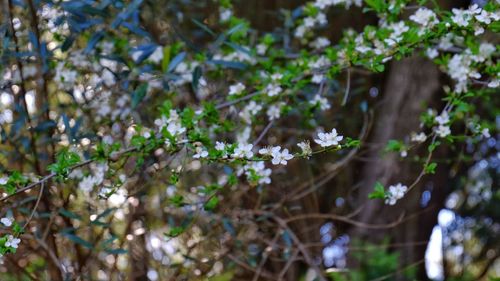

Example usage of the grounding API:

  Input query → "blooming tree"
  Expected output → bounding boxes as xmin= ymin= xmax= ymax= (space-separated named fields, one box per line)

xmin=0 ymin=0 xmax=498 ymax=279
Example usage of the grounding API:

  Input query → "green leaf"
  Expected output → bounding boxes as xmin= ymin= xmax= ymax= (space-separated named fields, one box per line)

xmin=169 ymin=195 xmax=184 ymax=207
xmin=161 ymin=46 xmax=171 ymax=73
xmin=132 ymin=83 xmax=148 ymax=108
xmin=428 ymin=141 xmax=441 ymax=152
xmin=191 ymin=19 xmax=216 ymax=36
xmin=59 ymin=208 xmax=82 ymax=221
xmin=204 ymin=196 xmax=219 ymax=211
xmin=191 ymin=66 xmax=202 ymax=91
xmin=368 ymin=182 xmax=386 ymax=199
xmin=48 ymin=149 xmax=81 ymax=178
xmin=62 ymin=233 xmax=93 ymax=249
xmin=424 ymin=162 xmax=437 ymax=174
xmin=165 ymin=226 xmax=185 ymax=237
xmin=385 ymin=140 xmax=403 ymax=152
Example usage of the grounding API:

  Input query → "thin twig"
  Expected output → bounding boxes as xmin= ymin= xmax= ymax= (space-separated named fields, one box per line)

xmin=22 ymin=181 xmax=44 ymax=229
xmin=226 ymin=253 xmax=277 ymax=280
xmin=341 ymin=67 xmax=351 ymax=106
xmin=253 ymin=120 xmax=275 ymax=146
xmin=215 ymin=91 xmax=261 ymax=109
xmin=252 ymin=231 xmax=281 ymax=281
xmin=278 ymin=249 xmax=299 ymax=281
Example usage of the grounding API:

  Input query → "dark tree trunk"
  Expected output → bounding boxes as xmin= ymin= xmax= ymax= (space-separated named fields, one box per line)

xmin=351 ymin=56 xmax=449 ymax=278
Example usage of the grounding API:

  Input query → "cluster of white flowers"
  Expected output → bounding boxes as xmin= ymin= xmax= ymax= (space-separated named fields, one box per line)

xmin=409 ymin=7 xmax=439 ymax=29
xmin=265 ymin=83 xmax=283 ymax=97
xmin=295 ymin=12 xmax=327 ymax=38
xmin=78 ymin=163 xmax=109 ymax=192
xmin=310 ymin=37 xmax=331 ymax=50
xmin=313 ymin=0 xmax=362 ymax=10
xmin=309 ymin=56 xmax=331 ymax=84
xmin=411 ymin=132 xmax=427 ymax=143
xmin=435 ymin=111 xmax=451 ymax=138
xmin=451 ymin=4 xmax=499 ymax=35
xmin=91 ymin=90 xmax=131 ymax=121
xmin=232 ymin=143 xmax=254 ymax=159
xmin=385 ymin=183 xmax=408 ymax=205
xmin=5 ymin=235 xmax=21 ymax=249
xmin=228 ymin=82 xmax=246 ymax=96
xmin=259 ymin=146 xmax=294 ymax=165
xmin=154 ymin=110 xmax=187 ymax=145
xmin=256 ymin=43 xmax=268 ymax=55
xmin=295 ymin=0 xmax=362 ymax=39
xmin=445 ymin=42 xmax=497 ymax=94
xmin=54 ymin=62 xmax=78 ymax=90
xmin=213 ymin=48 xmax=256 ymax=65
xmin=310 ymin=94 xmax=331 ymax=111
xmin=239 ymin=101 xmax=263 ymax=123
xmin=385 ymin=21 xmax=409 ymax=46
xmin=314 ymin=128 xmax=343 ymax=147
xmin=173 ymin=61 xmax=200 ymax=86
xmin=241 ymin=162 xmax=272 ymax=185
xmin=266 ymin=103 xmax=283 ymax=121
xmin=193 ymin=146 xmax=209 ymax=159
xmin=219 ymin=8 xmax=232 ymax=22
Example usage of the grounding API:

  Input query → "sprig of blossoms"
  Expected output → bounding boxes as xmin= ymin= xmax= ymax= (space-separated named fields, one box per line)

xmin=259 ymin=146 xmax=294 ymax=165
xmin=314 ymin=128 xmax=343 ymax=147
xmin=385 ymin=183 xmax=408 ymax=205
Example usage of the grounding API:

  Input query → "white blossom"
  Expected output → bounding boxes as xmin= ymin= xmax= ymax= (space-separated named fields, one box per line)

xmin=487 ymin=79 xmax=499 ymax=88
xmin=259 ymin=146 xmax=293 ymax=165
xmin=239 ymin=101 xmax=262 ymax=123
xmin=193 ymin=147 xmax=209 ymax=159
xmin=266 ymin=84 xmax=282 ymax=97
xmin=314 ymin=128 xmax=343 ymax=147
xmin=259 ymin=146 xmax=277 ymax=156
xmin=435 ymin=111 xmax=450 ymax=125
xmin=149 ymin=46 xmax=164 ymax=63
xmin=0 ymin=176 xmax=8 ymax=185
xmin=270 ymin=147 xmax=294 ymax=165
xmin=5 ymin=235 xmax=21 ymax=249
xmin=436 ymin=125 xmax=451 ymax=138
xmin=310 ymin=37 xmax=331 ymax=49
xmin=385 ymin=183 xmax=408 ymax=205
xmin=232 ymin=143 xmax=254 ymax=159
xmin=220 ymin=8 xmax=232 ymax=22
xmin=229 ymin=83 xmax=246 ymax=96
xmin=271 ymin=73 xmax=283 ymax=81
xmin=244 ymin=162 xmax=271 ymax=185
xmin=266 ymin=104 xmax=281 ymax=121
xmin=426 ymin=48 xmax=439 ymax=59
xmin=310 ymin=94 xmax=331 ymax=111
xmin=215 ymin=141 xmax=226 ymax=151
xmin=451 ymin=8 xmax=473 ymax=27
xmin=1 ymin=217 xmax=13 ymax=227
xmin=409 ymin=8 xmax=439 ymax=28
xmin=311 ymin=74 xmax=325 ymax=84
xmin=297 ymin=141 xmax=312 ymax=158
xmin=481 ymin=128 xmax=490 ymax=139
xmin=79 ymin=176 xmax=97 ymax=192
xmin=411 ymin=132 xmax=427 ymax=143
